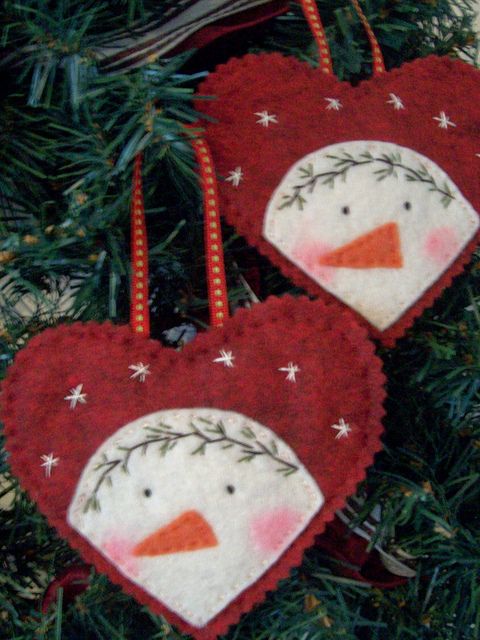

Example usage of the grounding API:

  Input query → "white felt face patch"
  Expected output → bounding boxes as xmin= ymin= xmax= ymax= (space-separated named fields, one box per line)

xmin=263 ymin=141 xmax=479 ymax=331
xmin=68 ymin=408 xmax=323 ymax=628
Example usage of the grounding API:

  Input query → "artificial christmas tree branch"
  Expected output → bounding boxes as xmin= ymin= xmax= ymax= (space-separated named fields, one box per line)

xmin=1 ymin=1 xmax=479 ymax=639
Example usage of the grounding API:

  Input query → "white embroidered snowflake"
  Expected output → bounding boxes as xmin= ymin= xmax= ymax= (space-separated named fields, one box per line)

xmin=325 ymin=98 xmax=342 ymax=111
xmin=278 ymin=362 xmax=300 ymax=383
xmin=331 ymin=418 xmax=351 ymax=439
xmin=213 ymin=350 xmax=235 ymax=368
xmin=40 ymin=453 xmax=60 ymax=478
xmin=129 ymin=362 xmax=151 ymax=382
xmin=254 ymin=111 xmax=278 ymax=127
xmin=387 ymin=93 xmax=404 ymax=110
xmin=225 ymin=167 xmax=243 ymax=187
xmin=64 ymin=383 xmax=87 ymax=409
xmin=433 ymin=111 xmax=456 ymax=129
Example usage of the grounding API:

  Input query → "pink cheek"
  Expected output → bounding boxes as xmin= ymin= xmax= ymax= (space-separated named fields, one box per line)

xmin=292 ymin=240 xmax=336 ymax=285
xmin=102 ymin=537 xmax=140 ymax=577
xmin=423 ymin=226 xmax=459 ymax=266
xmin=249 ymin=508 xmax=303 ymax=554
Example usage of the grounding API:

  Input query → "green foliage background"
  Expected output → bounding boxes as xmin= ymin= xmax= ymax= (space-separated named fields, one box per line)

xmin=0 ymin=1 xmax=479 ymax=638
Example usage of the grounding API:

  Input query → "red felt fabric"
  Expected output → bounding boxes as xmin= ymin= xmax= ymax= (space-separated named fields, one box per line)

xmin=42 ymin=564 xmax=92 ymax=613
xmin=195 ymin=53 xmax=480 ymax=346
xmin=315 ymin=518 xmax=408 ymax=589
xmin=2 ymin=296 xmax=385 ymax=639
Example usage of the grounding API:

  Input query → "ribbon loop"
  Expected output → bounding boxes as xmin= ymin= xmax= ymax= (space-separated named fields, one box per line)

xmin=300 ymin=0 xmax=385 ymax=77
xmin=130 ymin=153 xmax=151 ymax=337
xmin=350 ymin=0 xmax=385 ymax=75
xmin=299 ymin=0 xmax=334 ymax=75
xmin=190 ymin=137 xmax=230 ymax=328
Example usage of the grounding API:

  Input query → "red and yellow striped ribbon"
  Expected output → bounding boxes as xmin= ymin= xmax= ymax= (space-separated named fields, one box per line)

xmin=190 ymin=136 xmax=230 ymax=328
xmin=350 ymin=0 xmax=385 ymax=75
xmin=299 ymin=0 xmax=333 ymax=75
xmin=130 ymin=153 xmax=151 ymax=337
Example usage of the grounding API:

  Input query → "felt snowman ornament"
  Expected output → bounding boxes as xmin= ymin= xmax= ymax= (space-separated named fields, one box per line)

xmin=1 ymin=147 xmax=386 ymax=639
xmin=196 ymin=0 xmax=480 ymax=344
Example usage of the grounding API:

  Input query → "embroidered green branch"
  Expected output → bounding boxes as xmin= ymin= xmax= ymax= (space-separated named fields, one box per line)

xmin=278 ymin=150 xmax=456 ymax=211
xmin=84 ymin=418 xmax=298 ymax=513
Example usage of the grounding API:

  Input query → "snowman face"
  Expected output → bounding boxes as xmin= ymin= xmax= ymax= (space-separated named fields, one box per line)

xmin=68 ymin=408 xmax=323 ymax=628
xmin=264 ymin=141 xmax=479 ymax=331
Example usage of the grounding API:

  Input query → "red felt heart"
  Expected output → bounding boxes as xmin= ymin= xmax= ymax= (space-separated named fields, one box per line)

xmin=2 ymin=296 xmax=384 ymax=638
xmin=196 ymin=53 xmax=480 ymax=345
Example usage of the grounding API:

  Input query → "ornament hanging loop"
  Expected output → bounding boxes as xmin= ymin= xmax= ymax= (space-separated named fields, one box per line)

xmin=299 ymin=0 xmax=385 ymax=77
xmin=299 ymin=0 xmax=334 ymax=75
xmin=189 ymin=133 xmax=230 ymax=328
xmin=130 ymin=153 xmax=151 ymax=338
xmin=350 ymin=0 xmax=385 ymax=75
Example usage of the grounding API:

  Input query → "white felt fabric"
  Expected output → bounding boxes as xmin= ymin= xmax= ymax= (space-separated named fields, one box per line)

xmin=263 ymin=141 xmax=479 ymax=331
xmin=68 ymin=408 xmax=323 ymax=627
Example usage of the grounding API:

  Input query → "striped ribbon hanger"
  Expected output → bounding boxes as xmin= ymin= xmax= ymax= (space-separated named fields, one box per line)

xmin=299 ymin=0 xmax=385 ymax=76
xmin=190 ymin=136 xmax=230 ymax=328
xmin=350 ymin=0 xmax=385 ymax=76
xmin=130 ymin=138 xmax=229 ymax=336
xmin=130 ymin=154 xmax=150 ymax=337
xmin=299 ymin=0 xmax=334 ymax=75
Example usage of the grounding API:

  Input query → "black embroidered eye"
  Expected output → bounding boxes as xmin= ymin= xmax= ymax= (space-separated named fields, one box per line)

xmin=226 ymin=485 xmax=235 ymax=494
xmin=341 ymin=206 xmax=350 ymax=215
xmin=404 ymin=201 xmax=412 ymax=210
xmin=143 ymin=488 xmax=152 ymax=497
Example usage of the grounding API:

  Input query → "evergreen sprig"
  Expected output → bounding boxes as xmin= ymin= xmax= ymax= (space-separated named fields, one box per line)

xmin=279 ymin=150 xmax=456 ymax=210
xmin=85 ymin=417 xmax=298 ymax=512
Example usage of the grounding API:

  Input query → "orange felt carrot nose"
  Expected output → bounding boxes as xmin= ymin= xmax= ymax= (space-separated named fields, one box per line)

xmin=318 ymin=222 xmax=403 ymax=269
xmin=133 ymin=510 xmax=218 ymax=557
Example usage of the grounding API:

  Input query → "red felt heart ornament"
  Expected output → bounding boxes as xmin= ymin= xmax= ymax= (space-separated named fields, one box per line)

xmin=196 ymin=28 xmax=480 ymax=345
xmin=1 ymin=295 xmax=385 ymax=639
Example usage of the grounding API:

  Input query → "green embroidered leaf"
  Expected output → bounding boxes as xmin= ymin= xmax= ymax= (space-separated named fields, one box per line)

xmin=238 ymin=454 xmax=255 ymax=463
xmin=84 ymin=495 xmax=101 ymax=513
xmin=192 ymin=442 xmax=207 ymax=456
xmin=146 ymin=426 xmax=163 ymax=434
xmin=298 ymin=163 xmax=314 ymax=178
xmin=441 ymin=195 xmax=452 ymax=208
xmin=241 ymin=426 xmax=256 ymax=439
xmin=281 ymin=467 xmax=298 ymax=477
xmin=159 ymin=441 xmax=170 ymax=456
xmin=296 ymin=195 xmax=306 ymax=210
xmin=216 ymin=420 xmax=226 ymax=436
